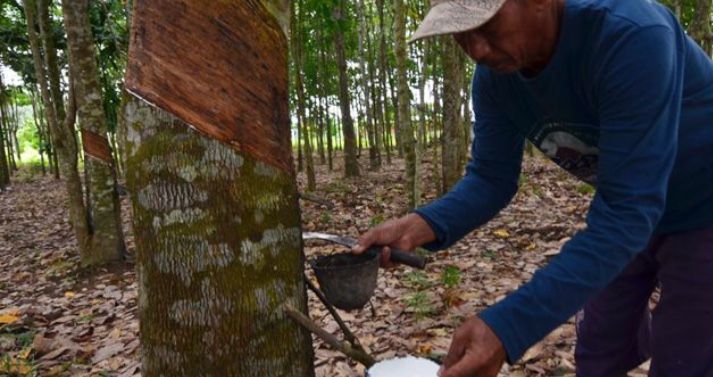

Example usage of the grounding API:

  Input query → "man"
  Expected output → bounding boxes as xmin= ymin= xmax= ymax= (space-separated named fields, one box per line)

xmin=352 ymin=0 xmax=713 ymax=375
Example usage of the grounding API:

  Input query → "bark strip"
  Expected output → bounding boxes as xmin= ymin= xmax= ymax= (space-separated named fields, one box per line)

xmin=125 ymin=0 xmax=293 ymax=173
xmin=81 ymin=129 xmax=113 ymax=164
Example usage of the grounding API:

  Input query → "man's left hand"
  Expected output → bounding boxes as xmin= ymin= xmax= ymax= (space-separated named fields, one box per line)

xmin=439 ymin=316 xmax=507 ymax=377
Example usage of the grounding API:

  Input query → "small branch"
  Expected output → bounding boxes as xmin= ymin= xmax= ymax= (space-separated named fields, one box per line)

xmin=284 ymin=304 xmax=375 ymax=368
xmin=305 ymin=275 xmax=358 ymax=345
xmin=298 ymin=192 xmax=335 ymax=209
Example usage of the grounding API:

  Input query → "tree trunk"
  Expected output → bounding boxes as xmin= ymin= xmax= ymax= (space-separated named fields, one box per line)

xmin=332 ymin=1 xmax=360 ymax=177
xmin=0 ymin=75 xmax=9 ymax=188
xmin=441 ymin=37 xmax=465 ymax=193
xmin=3 ymin=103 xmax=17 ymax=171
xmin=317 ymin=96 xmax=326 ymax=164
xmin=29 ymin=88 xmax=47 ymax=175
xmin=297 ymin=107 xmax=303 ymax=172
xmin=395 ymin=0 xmax=420 ymax=208
xmin=25 ymin=0 xmax=95 ymax=260
xmin=123 ymin=1 xmax=314 ymax=375
xmin=688 ymin=0 xmax=713 ymax=55
xmin=292 ymin=2 xmax=315 ymax=191
xmin=33 ymin=85 xmax=60 ymax=178
xmin=61 ymin=0 xmax=126 ymax=265
xmin=357 ymin=0 xmax=378 ymax=170
xmin=462 ymin=61 xmax=472 ymax=165
xmin=375 ymin=0 xmax=392 ymax=164
xmin=326 ymin=104 xmax=334 ymax=170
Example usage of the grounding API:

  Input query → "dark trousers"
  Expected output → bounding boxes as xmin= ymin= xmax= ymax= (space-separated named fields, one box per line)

xmin=575 ymin=224 xmax=713 ymax=377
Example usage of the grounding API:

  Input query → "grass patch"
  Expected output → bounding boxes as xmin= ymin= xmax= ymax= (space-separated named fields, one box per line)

xmin=369 ymin=214 xmax=385 ymax=227
xmin=440 ymin=266 xmax=461 ymax=289
xmin=577 ymin=183 xmax=595 ymax=196
xmin=405 ymin=291 xmax=435 ymax=319
xmin=403 ymin=271 xmax=431 ymax=290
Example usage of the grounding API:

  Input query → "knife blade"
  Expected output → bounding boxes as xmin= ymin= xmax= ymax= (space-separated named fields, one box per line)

xmin=302 ymin=231 xmax=426 ymax=269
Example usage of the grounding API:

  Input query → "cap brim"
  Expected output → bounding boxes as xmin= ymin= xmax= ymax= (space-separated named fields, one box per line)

xmin=408 ymin=1 xmax=505 ymax=43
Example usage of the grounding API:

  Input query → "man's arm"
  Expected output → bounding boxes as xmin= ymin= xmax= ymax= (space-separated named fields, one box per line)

xmin=479 ymin=25 xmax=683 ymax=363
xmin=415 ymin=67 xmax=524 ymax=250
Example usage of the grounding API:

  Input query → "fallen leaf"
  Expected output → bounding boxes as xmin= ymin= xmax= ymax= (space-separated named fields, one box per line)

xmin=0 ymin=358 xmax=33 ymax=374
xmin=493 ymin=229 xmax=510 ymax=239
xmin=0 ymin=313 xmax=19 ymax=324
xmin=92 ymin=342 xmax=125 ymax=364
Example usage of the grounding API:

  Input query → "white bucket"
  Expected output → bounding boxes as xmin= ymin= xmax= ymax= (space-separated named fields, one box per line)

xmin=366 ymin=356 xmax=440 ymax=377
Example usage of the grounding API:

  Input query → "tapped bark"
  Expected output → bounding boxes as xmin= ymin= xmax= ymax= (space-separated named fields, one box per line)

xmin=61 ymin=0 xmax=126 ymax=265
xmin=123 ymin=0 xmax=314 ymax=375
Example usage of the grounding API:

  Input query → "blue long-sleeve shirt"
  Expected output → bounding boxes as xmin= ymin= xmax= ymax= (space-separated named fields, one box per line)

xmin=415 ymin=0 xmax=713 ymax=362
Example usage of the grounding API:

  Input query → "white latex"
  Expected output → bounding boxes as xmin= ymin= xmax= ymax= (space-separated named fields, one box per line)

xmin=366 ymin=356 xmax=440 ymax=377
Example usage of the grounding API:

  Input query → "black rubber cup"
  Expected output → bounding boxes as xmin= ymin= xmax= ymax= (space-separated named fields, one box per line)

xmin=311 ymin=252 xmax=379 ymax=310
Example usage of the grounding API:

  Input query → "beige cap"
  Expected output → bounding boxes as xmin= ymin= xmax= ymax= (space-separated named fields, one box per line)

xmin=409 ymin=0 xmax=507 ymax=43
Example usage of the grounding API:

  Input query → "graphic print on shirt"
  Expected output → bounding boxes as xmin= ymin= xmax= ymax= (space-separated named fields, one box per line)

xmin=527 ymin=120 xmax=600 ymax=185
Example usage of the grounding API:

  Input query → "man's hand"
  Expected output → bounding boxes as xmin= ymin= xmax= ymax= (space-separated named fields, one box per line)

xmin=351 ymin=213 xmax=436 ymax=268
xmin=439 ymin=316 xmax=507 ymax=377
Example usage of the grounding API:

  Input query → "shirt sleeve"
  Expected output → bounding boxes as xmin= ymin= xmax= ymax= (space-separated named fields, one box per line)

xmin=414 ymin=67 xmax=524 ymax=250
xmin=479 ymin=25 xmax=683 ymax=363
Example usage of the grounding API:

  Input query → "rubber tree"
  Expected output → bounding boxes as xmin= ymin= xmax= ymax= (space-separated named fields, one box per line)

xmin=332 ymin=0 xmax=360 ymax=177
xmin=61 ymin=0 xmax=126 ymax=265
xmin=122 ymin=0 xmax=314 ymax=375
xmin=689 ymin=0 xmax=713 ymax=55
xmin=395 ymin=0 xmax=420 ymax=208
xmin=441 ymin=37 xmax=466 ymax=193
xmin=0 ymin=74 xmax=9 ymax=189
xmin=291 ymin=1 xmax=316 ymax=191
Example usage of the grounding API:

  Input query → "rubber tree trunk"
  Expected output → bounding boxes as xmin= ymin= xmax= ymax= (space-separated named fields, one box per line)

xmin=29 ymin=88 xmax=47 ymax=175
xmin=688 ymin=0 xmax=712 ymax=55
xmin=332 ymin=0 xmax=360 ymax=177
xmin=24 ymin=0 xmax=97 ymax=262
xmin=376 ymin=0 xmax=392 ymax=164
xmin=61 ymin=0 xmax=126 ymax=265
xmin=0 ymin=80 xmax=9 ymax=189
xmin=441 ymin=37 xmax=465 ymax=193
xmin=356 ymin=0 xmax=378 ymax=170
xmin=3 ymin=102 xmax=17 ymax=171
xmin=122 ymin=1 xmax=314 ymax=375
xmin=291 ymin=1 xmax=316 ymax=191
xmin=395 ymin=0 xmax=420 ymax=208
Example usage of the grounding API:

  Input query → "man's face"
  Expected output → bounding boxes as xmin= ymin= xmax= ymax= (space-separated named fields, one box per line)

xmin=453 ymin=0 xmax=550 ymax=74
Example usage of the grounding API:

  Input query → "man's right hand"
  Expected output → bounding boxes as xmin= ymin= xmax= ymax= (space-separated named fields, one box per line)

xmin=351 ymin=213 xmax=436 ymax=268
